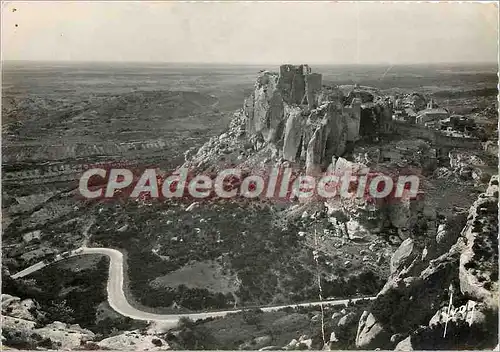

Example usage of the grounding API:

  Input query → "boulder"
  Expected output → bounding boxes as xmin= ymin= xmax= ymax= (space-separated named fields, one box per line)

xmin=435 ymin=224 xmax=447 ymax=244
xmin=337 ymin=312 xmax=357 ymax=327
xmin=428 ymin=300 xmax=486 ymax=328
xmin=98 ymin=331 xmax=170 ymax=351
xmin=298 ymin=334 xmax=313 ymax=349
xmin=240 ymin=335 xmax=273 ymax=350
xmin=355 ymin=311 xmax=390 ymax=349
xmin=2 ymin=295 xmax=39 ymax=321
xmin=331 ymin=312 xmax=342 ymax=321
xmin=390 ymin=238 xmax=416 ymax=275
xmin=32 ymin=321 xmax=95 ymax=350
xmin=285 ymin=338 xmax=299 ymax=350
xmin=329 ymin=331 xmax=339 ymax=343
xmin=345 ymin=219 xmax=370 ymax=241
xmin=394 ymin=336 xmax=413 ymax=351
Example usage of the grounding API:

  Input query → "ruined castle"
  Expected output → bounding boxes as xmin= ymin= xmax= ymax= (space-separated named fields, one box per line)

xmin=243 ymin=64 xmax=393 ymax=174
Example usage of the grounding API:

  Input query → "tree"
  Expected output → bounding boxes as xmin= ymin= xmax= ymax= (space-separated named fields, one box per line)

xmin=46 ymin=299 xmax=75 ymax=324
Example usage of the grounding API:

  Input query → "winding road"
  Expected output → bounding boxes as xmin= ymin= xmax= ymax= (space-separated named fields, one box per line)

xmin=11 ymin=247 xmax=374 ymax=323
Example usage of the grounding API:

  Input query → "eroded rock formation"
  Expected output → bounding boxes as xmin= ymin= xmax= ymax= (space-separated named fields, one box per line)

xmin=242 ymin=65 xmax=391 ymax=172
xmin=183 ymin=64 xmax=393 ymax=175
xmin=354 ymin=175 xmax=499 ymax=350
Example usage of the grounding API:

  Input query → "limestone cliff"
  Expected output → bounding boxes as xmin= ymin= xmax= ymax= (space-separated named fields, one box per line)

xmin=241 ymin=65 xmax=390 ymax=172
xmin=355 ymin=175 xmax=499 ymax=350
xmin=184 ymin=65 xmax=392 ymax=174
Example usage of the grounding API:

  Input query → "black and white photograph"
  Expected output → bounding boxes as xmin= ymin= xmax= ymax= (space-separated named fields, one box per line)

xmin=1 ymin=1 xmax=499 ymax=350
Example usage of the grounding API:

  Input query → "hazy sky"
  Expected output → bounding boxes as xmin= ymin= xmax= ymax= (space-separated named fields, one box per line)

xmin=2 ymin=1 xmax=498 ymax=64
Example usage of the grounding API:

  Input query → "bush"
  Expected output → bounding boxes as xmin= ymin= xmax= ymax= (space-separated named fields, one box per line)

xmin=242 ymin=308 xmax=263 ymax=325
xmin=177 ymin=317 xmax=195 ymax=329
xmin=81 ymin=342 xmax=102 ymax=350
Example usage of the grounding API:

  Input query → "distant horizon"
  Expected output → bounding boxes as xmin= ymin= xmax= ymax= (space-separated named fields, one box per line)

xmin=2 ymin=59 xmax=498 ymax=67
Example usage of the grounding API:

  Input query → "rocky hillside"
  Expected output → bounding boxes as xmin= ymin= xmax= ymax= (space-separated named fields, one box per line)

xmin=183 ymin=64 xmax=392 ymax=175
xmin=1 ymin=293 xmax=171 ymax=350
xmin=178 ymin=65 xmax=498 ymax=350
xmin=355 ymin=175 xmax=498 ymax=350
xmin=3 ymin=64 xmax=496 ymax=351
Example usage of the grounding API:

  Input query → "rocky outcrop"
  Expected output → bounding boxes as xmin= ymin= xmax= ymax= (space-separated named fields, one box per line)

xmin=394 ymin=336 xmax=413 ymax=351
xmin=238 ymin=335 xmax=273 ymax=350
xmin=98 ymin=330 xmax=170 ymax=351
xmin=389 ymin=238 xmax=417 ymax=274
xmin=184 ymin=64 xmax=393 ymax=177
xmin=286 ymin=101 xmax=348 ymax=173
xmin=241 ymin=65 xmax=390 ymax=173
xmin=284 ymin=334 xmax=313 ymax=350
xmin=2 ymin=316 xmax=95 ymax=350
xmin=356 ymin=311 xmax=390 ymax=349
xmin=2 ymin=294 xmax=96 ymax=350
xmin=354 ymin=175 xmax=499 ymax=350
xmin=2 ymin=294 xmax=42 ymax=321
xmin=448 ymin=150 xmax=491 ymax=182
xmin=459 ymin=175 xmax=499 ymax=308
xmin=1 ymin=294 xmax=171 ymax=351
xmin=282 ymin=107 xmax=305 ymax=161
xmin=244 ymin=71 xmax=285 ymax=143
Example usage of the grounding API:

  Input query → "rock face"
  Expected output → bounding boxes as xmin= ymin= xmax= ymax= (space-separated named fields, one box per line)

xmin=98 ymin=331 xmax=170 ymax=351
xmin=394 ymin=336 xmax=413 ymax=351
xmin=459 ymin=175 xmax=499 ymax=308
xmin=1 ymin=294 xmax=171 ymax=351
xmin=278 ymin=64 xmax=308 ymax=105
xmin=244 ymin=71 xmax=284 ymax=143
xmin=305 ymin=73 xmax=322 ymax=109
xmin=2 ymin=294 xmax=41 ymax=321
xmin=185 ymin=64 xmax=392 ymax=176
xmin=356 ymin=311 xmax=390 ymax=349
xmin=355 ymin=175 xmax=499 ymax=350
xmin=2 ymin=315 xmax=95 ymax=350
xmin=356 ymin=176 xmax=498 ymax=350
xmin=389 ymin=238 xmax=417 ymax=274
xmin=242 ymin=65 xmax=391 ymax=173
xmin=282 ymin=107 xmax=305 ymax=162
xmin=2 ymin=295 xmax=95 ymax=350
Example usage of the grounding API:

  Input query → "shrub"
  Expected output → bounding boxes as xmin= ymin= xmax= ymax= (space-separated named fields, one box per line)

xmin=177 ymin=317 xmax=195 ymax=329
xmin=242 ymin=308 xmax=263 ymax=326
